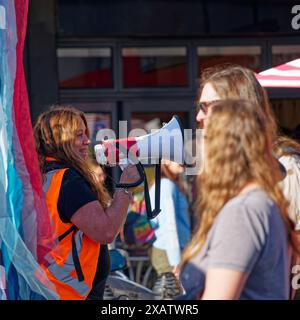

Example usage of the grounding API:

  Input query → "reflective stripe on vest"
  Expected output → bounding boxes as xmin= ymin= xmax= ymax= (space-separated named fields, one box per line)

xmin=43 ymin=170 xmax=56 ymax=194
xmin=45 ymin=231 xmax=90 ymax=297
xmin=42 ymin=168 xmax=100 ymax=300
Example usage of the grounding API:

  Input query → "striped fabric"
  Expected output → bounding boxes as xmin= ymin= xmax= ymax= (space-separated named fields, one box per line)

xmin=0 ymin=1 xmax=57 ymax=299
xmin=256 ymin=59 xmax=300 ymax=88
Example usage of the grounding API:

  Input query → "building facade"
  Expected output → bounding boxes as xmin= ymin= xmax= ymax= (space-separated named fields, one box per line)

xmin=26 ymin=0 xmax=300 ymax=137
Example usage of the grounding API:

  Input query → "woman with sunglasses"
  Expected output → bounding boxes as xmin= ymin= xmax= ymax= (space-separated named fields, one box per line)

xmin=180 ymin=99 xmax=292 ymax=299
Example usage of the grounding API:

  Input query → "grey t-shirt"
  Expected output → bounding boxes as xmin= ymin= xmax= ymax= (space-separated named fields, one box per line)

xmin=180 ymin=188 xmax=290 ymax=300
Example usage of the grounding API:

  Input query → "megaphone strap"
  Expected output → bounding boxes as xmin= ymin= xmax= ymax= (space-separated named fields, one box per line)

xmin=144 ymin=160 xmax=161 ymax=220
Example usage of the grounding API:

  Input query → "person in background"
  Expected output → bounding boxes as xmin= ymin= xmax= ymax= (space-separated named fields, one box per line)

xmin=34 ymin=105 xmax=139 ymax=300
xmin=273 ymin=136 xmax=300 ymax=299
xmin=149 ymin=160 xmax=191 ymax=299
xmin=195 ymin=64 xmax=300 ymax=298
xmin=180 ymin=99 xmax=293 ymax=300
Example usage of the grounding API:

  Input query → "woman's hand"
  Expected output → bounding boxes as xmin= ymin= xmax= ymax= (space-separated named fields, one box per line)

xmin=173 ymin=265 xmax=180 ymax=277
xmin=119 ymin=164 xmax=140 ymax=187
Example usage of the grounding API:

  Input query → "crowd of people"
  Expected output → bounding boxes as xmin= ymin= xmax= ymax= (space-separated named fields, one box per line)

xmin=29 ymin=64 xmax=300 ymax=300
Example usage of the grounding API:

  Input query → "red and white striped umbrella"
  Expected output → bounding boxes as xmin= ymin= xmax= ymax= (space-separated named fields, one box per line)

xmin=256 ymin=59 xmax=300 ymax=88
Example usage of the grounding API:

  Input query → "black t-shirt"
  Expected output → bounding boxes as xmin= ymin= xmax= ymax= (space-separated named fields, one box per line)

xmin=43 ymin=161 xmax=110 ymax=299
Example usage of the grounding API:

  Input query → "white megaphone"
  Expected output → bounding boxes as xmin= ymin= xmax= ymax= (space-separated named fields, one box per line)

xmin=94 ymin=115 xmax=184 ymax=166
xmin=94 ymin=116 xmax=184 ymax=219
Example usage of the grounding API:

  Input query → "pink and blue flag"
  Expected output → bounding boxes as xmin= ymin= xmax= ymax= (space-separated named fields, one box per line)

xmin=0 ymin=0 xmax=57 ymax=299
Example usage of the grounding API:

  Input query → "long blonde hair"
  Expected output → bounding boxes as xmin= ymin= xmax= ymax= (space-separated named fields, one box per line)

xmin=198 ymin=64 xmax=278 ymax=141
xmin=34 ymin=105 xmax=111 ymax=209
xmin=182 ymin=99 xmax=292 ymax=265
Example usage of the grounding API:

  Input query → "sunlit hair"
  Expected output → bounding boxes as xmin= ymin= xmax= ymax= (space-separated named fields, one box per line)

xmin=274 ymin=135 xmax=300 ymax=158
xmin=182 ymin=99 xmax=292 ymax=266
xmin=34 ymin=105 xmax=111 ymax=209
xmin=198 ymin=64 xmax=278 ymax=140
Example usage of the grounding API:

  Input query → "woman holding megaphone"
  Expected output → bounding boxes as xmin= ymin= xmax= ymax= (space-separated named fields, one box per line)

xmin=34 ymin=105 xmax=140 ymax=300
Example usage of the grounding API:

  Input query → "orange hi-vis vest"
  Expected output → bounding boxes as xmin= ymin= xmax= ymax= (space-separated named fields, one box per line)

xmin=42 ymin=163 xmax=100 ymax=300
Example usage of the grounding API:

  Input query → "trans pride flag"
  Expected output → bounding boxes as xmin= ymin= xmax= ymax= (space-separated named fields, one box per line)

xmin=0 ymin=0 xmax=57 ymax=299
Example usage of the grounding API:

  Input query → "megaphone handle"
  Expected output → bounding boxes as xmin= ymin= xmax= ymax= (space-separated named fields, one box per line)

xmin=115 ymin=143 xmax=145 ymax=188
xmin=116 ymin=162 xmax=145 ymax=188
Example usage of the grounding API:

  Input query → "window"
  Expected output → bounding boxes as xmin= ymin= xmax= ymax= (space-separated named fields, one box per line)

xmin=85 ymin=112 xmax=111 ymax=147
xmin=131 ymin=111 xmax=188 ymax=132
xmin=272 ymin=45 xmax=300 ymax=66
xmin=122 ymin=47 xmax=188 ymax=88
xmin=197 ymin=46 xmax=262 ymax=75
xmin=84 ymin=111 xmax=114 ymax=192
xmin=57 ymin=48 xmax=113 ymax=88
